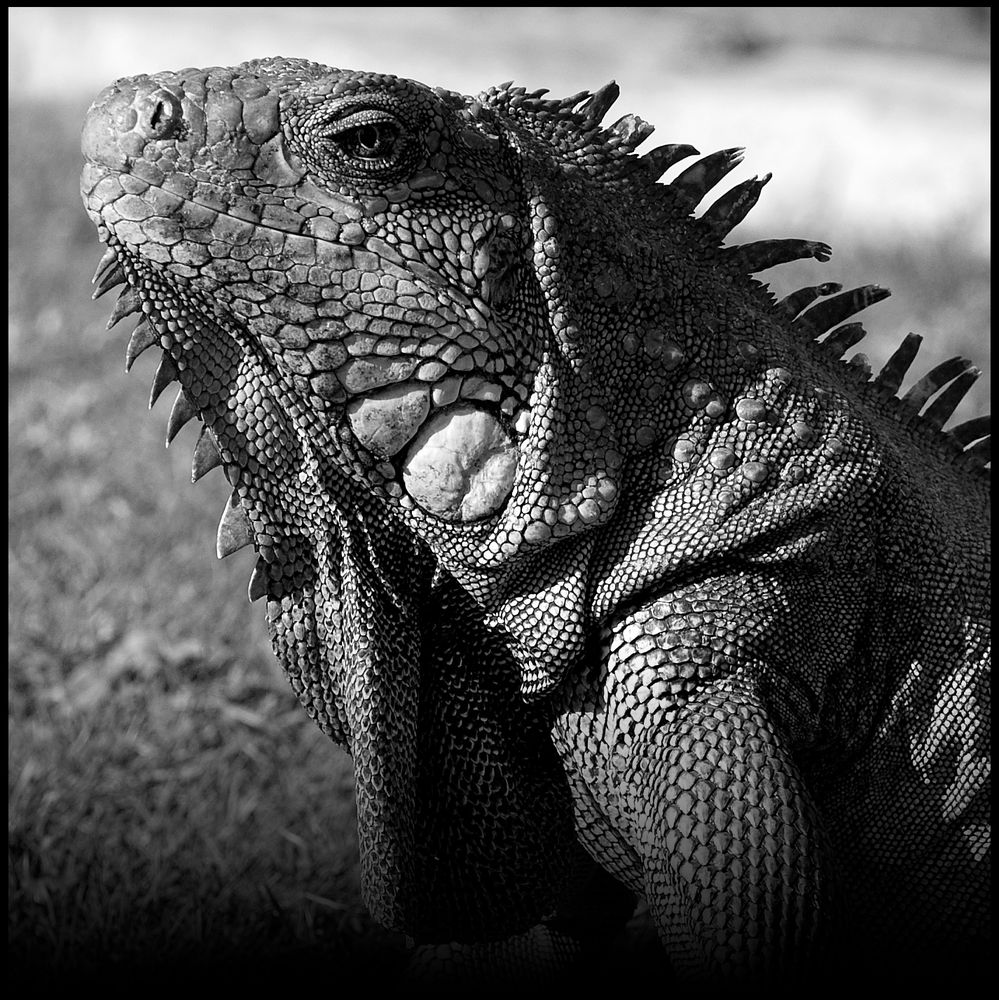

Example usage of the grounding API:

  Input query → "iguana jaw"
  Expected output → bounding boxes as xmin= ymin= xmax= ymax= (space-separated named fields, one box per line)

xmin=83 ymin=187 xmax=616 ymax=610
xmin=83 ymin=207 xmax=528 ymax=534
xmin=81 ymin=157 xmax=530 ymax=563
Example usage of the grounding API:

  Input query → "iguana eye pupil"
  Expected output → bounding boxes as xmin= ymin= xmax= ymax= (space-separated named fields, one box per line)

xmin=346 ymin=122 xmax=397 ymax=159
xmin=357 ymin=124 xmax=380 ymax=152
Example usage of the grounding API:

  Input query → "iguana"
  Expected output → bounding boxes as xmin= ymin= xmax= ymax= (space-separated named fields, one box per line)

xmin=80 ymin=58 xmax=990 ymax=983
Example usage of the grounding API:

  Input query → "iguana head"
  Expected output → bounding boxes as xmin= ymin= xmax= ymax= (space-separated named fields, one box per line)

xmin=80 ymin=58 xmax=652 ymax=546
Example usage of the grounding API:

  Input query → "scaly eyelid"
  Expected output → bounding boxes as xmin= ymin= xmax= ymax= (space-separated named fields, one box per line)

xmin=322 ymin=108 xmax=403 ymax=137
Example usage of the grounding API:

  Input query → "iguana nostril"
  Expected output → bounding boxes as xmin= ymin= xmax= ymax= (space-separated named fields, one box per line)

xmin=136 ymin=88 xmax=183 ymax=140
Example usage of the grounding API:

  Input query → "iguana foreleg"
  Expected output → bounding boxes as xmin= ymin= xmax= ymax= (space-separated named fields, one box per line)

xmin=622 ymin=673 xmax=830 ymax=979
xmin=555 ymin=579 xmax=836 ymax=981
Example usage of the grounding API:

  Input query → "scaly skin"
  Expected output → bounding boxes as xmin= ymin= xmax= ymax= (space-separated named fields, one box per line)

xmin=81 ymin=58 xmax=990 ymax=981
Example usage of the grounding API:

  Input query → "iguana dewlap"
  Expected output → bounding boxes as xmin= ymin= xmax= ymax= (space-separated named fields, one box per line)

xmin=81 ymin=58 xmax=990 ymax=981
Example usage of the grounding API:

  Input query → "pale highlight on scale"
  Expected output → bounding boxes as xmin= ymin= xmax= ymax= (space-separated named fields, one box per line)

xmin=402 ymin=404 xmax=519 ymax=522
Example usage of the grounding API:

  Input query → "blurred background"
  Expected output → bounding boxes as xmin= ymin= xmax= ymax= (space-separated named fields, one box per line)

xmin=8 ymin=6 xmax=990 ymax=987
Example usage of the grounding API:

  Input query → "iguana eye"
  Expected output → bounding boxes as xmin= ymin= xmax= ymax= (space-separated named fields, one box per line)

xmin=324 ymin=111 xmax=404 ymax=168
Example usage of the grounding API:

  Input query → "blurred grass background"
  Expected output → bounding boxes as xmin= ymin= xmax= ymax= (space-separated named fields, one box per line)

xmin=8 ymin=6 xmax=990 ymax=987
